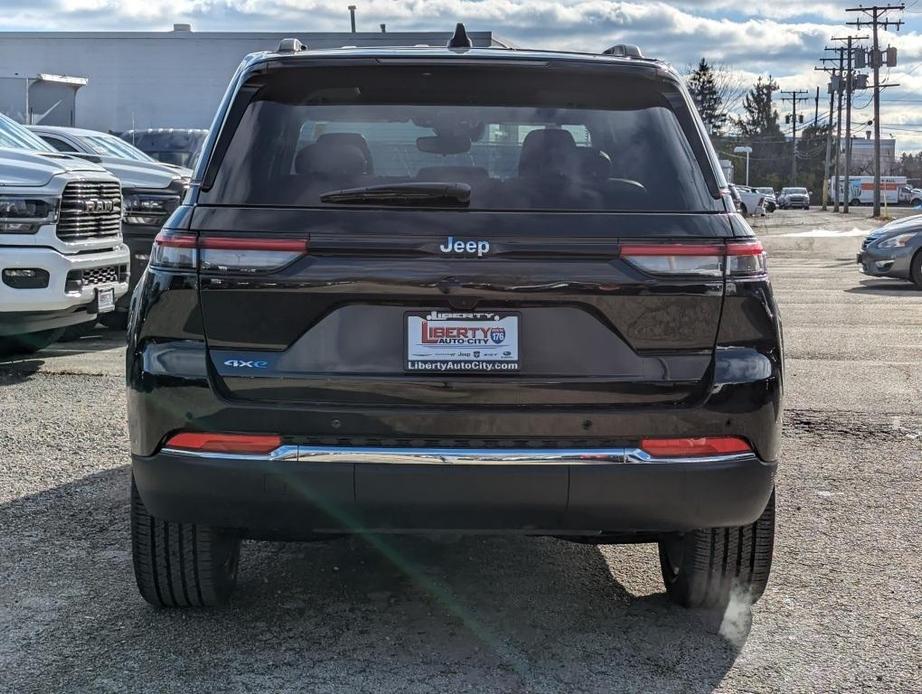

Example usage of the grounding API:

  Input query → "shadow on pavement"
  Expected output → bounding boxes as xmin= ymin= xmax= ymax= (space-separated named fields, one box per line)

xmin=1 ymin=467 xmax=745 ymax=693
xmin=845 ymin=279 xmax=921 ymax=296
xmin=0 ymin=327 xmax=124 ymax=386
xmin=0 ymin=358 xmax=43 ymax=387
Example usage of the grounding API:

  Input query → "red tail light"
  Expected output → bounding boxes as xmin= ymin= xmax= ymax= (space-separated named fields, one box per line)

xmin=640 ymin=436 xmax=752 ymax=457
xmin=619 ymin=240 xmax=766 ymax=277
xmin=150 ymin=232 xmax=308 ymax=272
xmin=165 ymin=432 xmax=282 ymax=454
xmin=724 ymin=240 xmax=767 ymax=276
xmin=150 ymin=231 xmax=198 ymax=270
xmin=199 ymin=236 xmax=308 ymax=273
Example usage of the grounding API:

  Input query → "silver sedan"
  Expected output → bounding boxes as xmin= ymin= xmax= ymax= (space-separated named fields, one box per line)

xmin=857 ymin=214 xmax=922 ymax=288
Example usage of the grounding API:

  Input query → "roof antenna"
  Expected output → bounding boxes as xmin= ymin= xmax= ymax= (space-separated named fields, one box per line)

xmin=447 ymin=22 xmax=473 ymax=49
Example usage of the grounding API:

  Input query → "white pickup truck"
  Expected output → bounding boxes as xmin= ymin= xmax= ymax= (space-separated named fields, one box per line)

xmin=0 ymin=115 xmax=129 ymax=354
xmin=730 ymin=185 xmax=766 ymax=217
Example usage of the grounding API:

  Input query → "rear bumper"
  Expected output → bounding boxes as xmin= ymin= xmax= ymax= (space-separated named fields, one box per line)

xmin=132 ymin=447 xmax=777 ymax=536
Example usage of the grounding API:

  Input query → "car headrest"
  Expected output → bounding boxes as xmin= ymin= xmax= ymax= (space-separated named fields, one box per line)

xmin=518 ymin=128 xmax=579 ymax=178
xmin=315 ymin=133 xmax=374 ymax=174
xmin=577 ymin=147 xmax=612 ymax=181
xmin=295 ymin=142 xmax=368 ymax=178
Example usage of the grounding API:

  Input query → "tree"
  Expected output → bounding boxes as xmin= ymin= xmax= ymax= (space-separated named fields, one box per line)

xmin=687 ymin=59 xmax=727 ymax=135
xmin=738 ymin=76 xmax=781 ymax=138
xmin=898 ymin=152 xmax=922 ymax=184
xmin=732 ymin=76 xmax=787 ymax=188
xmin=685 ymin=59 xmax=746 ymax=136
xmin=795 ymin=123 xmax=832 ymax=195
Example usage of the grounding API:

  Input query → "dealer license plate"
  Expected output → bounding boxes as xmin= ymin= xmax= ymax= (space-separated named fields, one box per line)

xmin=406 ymin=311 xmax=519 ymax=373
xmin=97 ymin=286 xmax=115 ymax=313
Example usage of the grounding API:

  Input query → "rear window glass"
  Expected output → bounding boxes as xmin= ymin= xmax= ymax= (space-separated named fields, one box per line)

xmin=202 ymin=64 xmax=716 ymax=212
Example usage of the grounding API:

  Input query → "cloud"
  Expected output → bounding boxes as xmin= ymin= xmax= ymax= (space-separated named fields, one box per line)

xmin=4 ymin=0 xmax=921 ymax=149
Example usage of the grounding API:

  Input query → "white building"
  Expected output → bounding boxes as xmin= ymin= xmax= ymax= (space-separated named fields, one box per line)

xmin=0 ymin=27 xmax=501 ymax=132
xmin=844 ymin=137 xmax=897 ymax=176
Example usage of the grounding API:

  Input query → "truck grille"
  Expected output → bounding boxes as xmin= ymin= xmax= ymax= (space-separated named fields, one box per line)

xmin=57 ymin=181 xmax=122 ymax=241
xmin=82 ymin=265 xmax=121 ymax=286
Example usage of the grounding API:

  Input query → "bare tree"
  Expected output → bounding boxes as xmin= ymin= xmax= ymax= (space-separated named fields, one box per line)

xmin=683 ymin=60 xmax=747 ymax=135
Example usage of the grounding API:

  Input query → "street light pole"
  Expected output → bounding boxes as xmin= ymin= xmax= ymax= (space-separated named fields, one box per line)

xmin=733 ymin=146 xmax=753 ymax=186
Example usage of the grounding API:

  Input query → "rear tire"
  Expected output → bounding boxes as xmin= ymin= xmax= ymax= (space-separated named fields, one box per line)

xmin=850 ymin=198 xmax=861 ymax=207
xmin=0 ymin=328 xmax=65 ymax=356
xmin=658 ymin=490 xmax=775 ymax=609
xmin=131 ymin=476 xmax=241 ymax=607
xmin=910 ymin=250 xmax=922 ymax=289
xmin=739 ymin=203 xmax=748 ymax=217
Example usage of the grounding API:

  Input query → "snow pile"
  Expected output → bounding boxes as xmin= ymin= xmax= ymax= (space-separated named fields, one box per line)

xmin=781 ymin=228 xmax=869 ymax=238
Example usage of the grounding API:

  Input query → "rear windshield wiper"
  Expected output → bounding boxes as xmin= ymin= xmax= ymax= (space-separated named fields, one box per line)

xmin=319 ymin=182 xmax=471 ymax=206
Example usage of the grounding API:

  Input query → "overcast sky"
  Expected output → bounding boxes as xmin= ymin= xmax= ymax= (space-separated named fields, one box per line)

xmin=3 ymin=1 xmax=922 ymax=150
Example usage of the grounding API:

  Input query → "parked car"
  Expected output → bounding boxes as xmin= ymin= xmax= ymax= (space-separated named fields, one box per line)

xmin=0 ymin=114 xmax=129 ymax=353
xmin=755 ymin=187 xmax=777 ymax=212
xmin=730 ymin=184 xmax=766 ymax=217
xmin=778 ymin=187 xmax=810 ymax=209
xmin=30 ymin=125 xmax=190 ymax=327
xmin=127 ymin=33 xmax=782 ymax=611
xmin=119 ymin=128 xmax=208 ymax=169
xmin=857 ymin=214 xmax=922 ymax=288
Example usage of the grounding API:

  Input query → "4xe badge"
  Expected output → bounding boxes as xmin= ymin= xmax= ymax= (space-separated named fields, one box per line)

xmin=224 ymin=359 xmax=269 ymax=369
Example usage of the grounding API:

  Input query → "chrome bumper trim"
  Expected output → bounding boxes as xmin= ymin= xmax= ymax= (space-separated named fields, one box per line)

xmin=162 ymin=445 xmax=301 ymax=462
xmin=161 ymin=445 xmax=757 ymax=466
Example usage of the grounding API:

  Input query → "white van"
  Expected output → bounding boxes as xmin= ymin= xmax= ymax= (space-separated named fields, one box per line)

xmin=830 ymin=176 xmax=922 ymax=207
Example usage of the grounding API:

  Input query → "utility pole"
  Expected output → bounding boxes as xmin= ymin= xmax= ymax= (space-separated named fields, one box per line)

xmin=348 ymin=4 xmax=357 ymax=33
xmin=847 ymin=4 xmax=904 ymax=216
xmin=814 ymin=85 xmax=820 ymax=126
xmin=823 ymin=46 xmax=846 ymax=211
xmin=815 ymin=59 xmax=839 ymax=210
xmin=780 ymin=90 xmax=809 ymax=186
xmin=832 ymin=35 xmax=868 ymax=214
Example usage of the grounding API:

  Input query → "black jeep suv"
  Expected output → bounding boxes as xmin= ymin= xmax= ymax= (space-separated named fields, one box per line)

xmin=127 ymin=34 xmax=782 ymax=609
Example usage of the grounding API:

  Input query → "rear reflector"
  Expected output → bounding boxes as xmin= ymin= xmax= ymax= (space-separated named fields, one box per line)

xmin=640 ymin=436 xmax=752 ymax=457
xmin=619 ymin=240 xmax=766 ymax=277
xmin=165 ymin=432 xmax=282 ymax=455
xmin=150 ymin=232 xmax=309 ymax=272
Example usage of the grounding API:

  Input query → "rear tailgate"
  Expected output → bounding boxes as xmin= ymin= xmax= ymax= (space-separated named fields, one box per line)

xmin=195 ymin=207 xmax=732 ymax=407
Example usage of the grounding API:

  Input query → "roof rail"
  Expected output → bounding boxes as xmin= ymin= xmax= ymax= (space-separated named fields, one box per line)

xmin=277 ymin=37 xmax=307 ymax=53
xmin=447 ymin=22 xmax=473 ymax=49
xmin=602 ymin=44 xmax=644 ymax=59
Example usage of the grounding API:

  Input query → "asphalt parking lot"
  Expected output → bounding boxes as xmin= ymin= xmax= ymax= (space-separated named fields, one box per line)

xmin=1 ymin=207 xmax=920 ymax=693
